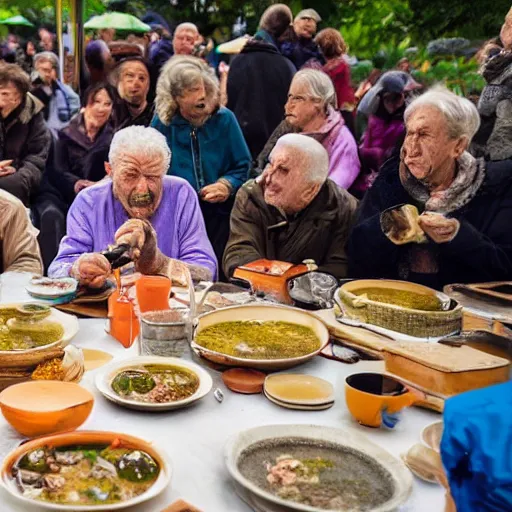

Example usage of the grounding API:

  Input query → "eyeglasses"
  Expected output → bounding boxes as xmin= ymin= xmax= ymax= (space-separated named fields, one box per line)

xmin=286 ymin=94 xmax=319 ymax=105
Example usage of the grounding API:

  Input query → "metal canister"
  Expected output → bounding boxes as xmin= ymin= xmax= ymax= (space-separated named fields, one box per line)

xmin=139 ymin=309 xmax=190 ymax=358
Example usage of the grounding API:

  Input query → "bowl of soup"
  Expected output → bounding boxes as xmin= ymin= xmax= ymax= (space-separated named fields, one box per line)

xmin=192 ymin=304 xmax=329 ymax=370
xmin=96 ymin=356 xmax=213 ymax=411
xmin=225 ymin=424 xmax=412 ymax=512
xmin=0 ymin=430 xmax=171 ymax=510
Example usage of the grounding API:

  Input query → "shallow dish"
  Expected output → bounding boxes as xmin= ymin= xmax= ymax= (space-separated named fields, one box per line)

xmin=224 ymin=425 xmax=412 ymax=512
xmin=26 ymin=277 xmax=78 ymax=299
xmin=421 ymin=421 xmax=444 ymax=453
xmin=263 ymin=391 xmax=334 ymax=411
xmin=0 ymin=380 xmax=93 ymax=437
xmin=192 ymin=305 xmax=329 ymax=370
xmin=0 ymin=430 xmax=171 ymax=511
xmin=264 ymin=374 xmax=334 ymax=406
xmin=96 ymin=356 xmax=213 ymax=411
xmin=0 ymin=306 xmax=79 ymax=357
xmin=225 ymin=424 xmax=413 ymax=512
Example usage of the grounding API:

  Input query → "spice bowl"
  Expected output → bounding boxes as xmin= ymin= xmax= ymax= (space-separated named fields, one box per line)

xmin=0 ymin=380 xmax=94 ymax=437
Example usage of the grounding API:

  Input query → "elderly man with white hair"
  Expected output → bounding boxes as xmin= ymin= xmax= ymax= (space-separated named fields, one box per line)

xmin=173 ymin=23 xmax=199 ymax=56
xmin=349 ymin=86 xmax=512 ymax=288
xmin=223 ymin=133 xmax=358 ymax=279
xmin=48 ymin=126 xmax=217 ymax=286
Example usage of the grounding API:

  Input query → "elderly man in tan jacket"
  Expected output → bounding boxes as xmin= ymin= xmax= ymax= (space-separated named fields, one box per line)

xmin=0 ymin=188 xmax=42 ymax=274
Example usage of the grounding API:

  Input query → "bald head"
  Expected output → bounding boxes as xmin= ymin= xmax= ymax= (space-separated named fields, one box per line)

xmin=259 ymin=4 xmax=293 ymax=39
xmin=264 ymin=134 xmax=328 ymax=214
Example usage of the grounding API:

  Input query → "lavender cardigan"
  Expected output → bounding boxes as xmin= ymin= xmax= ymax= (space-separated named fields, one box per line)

xmin=48 ymin=176 xmax=217 ymax=278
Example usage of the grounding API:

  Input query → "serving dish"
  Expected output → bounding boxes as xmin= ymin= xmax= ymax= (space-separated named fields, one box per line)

xmin=0 ymin=380 xmax=93 ymax=437
xmin=0 ymin=430 xmax=171 ymax=511
xmin=96 ymin=356 xmax=213 ymax=411
xmin=192 ymin=304 xmax=329 ymax=370
xmin=26 ymin=277 xmax=78 ymax=299
xmin=225 ymin=424 xmax=413 ymax=512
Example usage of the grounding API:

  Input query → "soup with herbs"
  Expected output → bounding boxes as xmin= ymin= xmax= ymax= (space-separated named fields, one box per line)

xmin=111 ymin=364 xmax=199 ymax=403
xmin=195 ymin=321 xmax=321 ymax=359
xmin=238 ymin=438 xmax=395 ymax=510
xmin=12 ymin=443 xmax=159 ymax=505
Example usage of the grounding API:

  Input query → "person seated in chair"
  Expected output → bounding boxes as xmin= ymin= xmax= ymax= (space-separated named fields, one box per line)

xmin=223 ymin=133 xmax=358 ymax=279
xmin=48 ymin=125 xmax=217 ymax=287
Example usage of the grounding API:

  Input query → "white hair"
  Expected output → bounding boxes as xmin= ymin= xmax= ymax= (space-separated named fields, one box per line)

xmin=34 ymin=51 xmax=59 ymax=70
xmin=291 ymin=69 xmax=337 ymax=109
xmin=173 ymin=22 xmax=199 ymax=37
xmin=109 ymin=126 xmax=171 ymax=172
xmin=404 ymin=85 xmax=481 ymax=142
xmin=272 ymin=133 xmax=329 ymax=184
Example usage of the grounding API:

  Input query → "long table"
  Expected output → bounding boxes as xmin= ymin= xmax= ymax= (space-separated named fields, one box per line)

xmin=0 ymin=272 xmax=445 ymax=511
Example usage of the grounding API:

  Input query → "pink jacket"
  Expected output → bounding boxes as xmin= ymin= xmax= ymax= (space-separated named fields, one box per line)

xmin=304 ymin=107 xmax=361 ymax=190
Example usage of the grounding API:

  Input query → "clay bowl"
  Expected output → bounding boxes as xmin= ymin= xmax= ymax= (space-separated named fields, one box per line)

xmin=192 ymin=304 xmax=329 ymax=370
xmin=0 ymin=430 xmax=172 ymax=511
xmin=0 ymin=380 xmax=93 ymax=437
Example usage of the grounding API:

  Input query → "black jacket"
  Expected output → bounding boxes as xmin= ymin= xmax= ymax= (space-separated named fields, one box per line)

xmin=0 ymin=94 xmax=51 ymax=206
xmin=348 ymin=156 xmax=512 ymax=288
xmin=112 ymin=97 xmax=155 ymax=132
xmin=227 ymin=38 xmax=295 ymax=159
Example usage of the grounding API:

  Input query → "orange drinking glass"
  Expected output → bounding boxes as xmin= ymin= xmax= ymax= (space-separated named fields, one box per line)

xmin=135 ymin=275 xmax=172 ymax=314
xmin=108 ymin=291 xmax=140 ymax=348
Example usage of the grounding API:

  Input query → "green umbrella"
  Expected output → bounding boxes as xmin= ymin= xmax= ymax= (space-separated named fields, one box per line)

xmin=0 ymin=15 xmax=34 ymax=27
xmin=84 ymin=12 xmax=150 ymax=33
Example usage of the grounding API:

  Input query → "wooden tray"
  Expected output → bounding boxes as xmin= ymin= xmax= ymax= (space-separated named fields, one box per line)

xmin=384 ymin=342 xmax=510 ymax=397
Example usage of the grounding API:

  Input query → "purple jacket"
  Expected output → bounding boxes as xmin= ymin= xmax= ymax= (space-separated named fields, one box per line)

xmin=304 ymin=107 xmax=361 ymax=189
xmin=48 ymin=176 xmax=217 ymax=278
xmin=359 ymin=115 xmax=405 ymax=172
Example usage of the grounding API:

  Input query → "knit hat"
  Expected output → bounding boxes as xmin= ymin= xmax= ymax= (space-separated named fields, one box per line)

xmin=294 ymin=9 xmax=321 ymax=23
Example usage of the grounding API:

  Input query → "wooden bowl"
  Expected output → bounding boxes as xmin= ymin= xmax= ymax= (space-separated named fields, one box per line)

xmin=0 ymin=380 xmax=93 ymax=437
xmin=0 ymin=430 xmax=172 ymax=511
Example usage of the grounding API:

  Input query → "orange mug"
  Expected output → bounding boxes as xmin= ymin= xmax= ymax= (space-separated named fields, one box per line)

xmin=135 ymin=275 xmax=171 ymax=314
xmin=345 ymin=372 xmax=422 ymax=428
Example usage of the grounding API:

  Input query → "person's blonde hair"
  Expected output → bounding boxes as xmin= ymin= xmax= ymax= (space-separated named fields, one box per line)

xmin=315 ymin=28 xmax=347 ymax=58
xmin=155 ymin=55 xmax=219 ymax=125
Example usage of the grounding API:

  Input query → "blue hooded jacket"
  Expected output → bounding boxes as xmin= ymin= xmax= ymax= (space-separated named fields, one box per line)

xmin=151 ymin=107 xmax=251 ymax=193
xmin=441 ymin=381 xmax=512 ymax=511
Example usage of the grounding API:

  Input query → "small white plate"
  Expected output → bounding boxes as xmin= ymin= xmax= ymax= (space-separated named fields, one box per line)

xmin=26 ymin=277 xmax=78 ymax=299
xmin=96 ymin=356 xmax=213 ymax=411
xmin=264 ymin=391 xmax=334 ymax=411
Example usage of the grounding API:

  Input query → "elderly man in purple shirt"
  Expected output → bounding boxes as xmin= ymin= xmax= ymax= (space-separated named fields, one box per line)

xmin=48 ymin=126 xmax=216 ymax=287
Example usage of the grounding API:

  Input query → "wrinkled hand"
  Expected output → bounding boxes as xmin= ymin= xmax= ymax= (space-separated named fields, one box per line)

xmin=200 ymin=182 xmax=230 ymax=203
xmin=115 ymin=219 xmax=166 ymax=274
xmin=418 ymin=212 xmax=460 ymax=244
xmin=74 ymin=179 xmax=95 ymax=194
xmin=0 ymin=159 xmax=15 ymax=178
xmin=70 ymin=253 xmax=111 ymax=288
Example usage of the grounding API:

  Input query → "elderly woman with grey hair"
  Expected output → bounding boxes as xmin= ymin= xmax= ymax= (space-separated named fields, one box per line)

xmin=258 ymin=69 xmax=360 ymax=190
xmin=49 ymin=125 xmax=217 ymax=286
xmin=349 ymin=86 xmax=512 ymax=288
xmin=223 ymin=133 xmax=358 ymax=279
xmin=151 ymin=55 xmax=251 ymax=276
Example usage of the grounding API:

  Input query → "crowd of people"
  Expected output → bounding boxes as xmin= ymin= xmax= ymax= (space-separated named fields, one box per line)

xmin=0 ymin=3 xmax=511 ymax=287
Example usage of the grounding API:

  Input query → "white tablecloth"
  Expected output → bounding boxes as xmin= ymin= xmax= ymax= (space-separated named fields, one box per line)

xmin=0 ymin=273 xmax=445 ymax=511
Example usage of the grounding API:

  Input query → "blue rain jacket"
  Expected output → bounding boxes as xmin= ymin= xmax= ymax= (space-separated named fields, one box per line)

xmin=441 ymin=381 xmax=512 ymax=511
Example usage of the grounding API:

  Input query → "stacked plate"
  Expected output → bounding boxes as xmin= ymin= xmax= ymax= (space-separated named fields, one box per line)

xmin=263 ymin=373 xmax=335 ymax=410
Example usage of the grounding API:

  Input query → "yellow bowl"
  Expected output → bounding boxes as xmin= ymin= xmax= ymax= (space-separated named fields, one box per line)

xmin=0 ymin=380 xmax=93 ymax=437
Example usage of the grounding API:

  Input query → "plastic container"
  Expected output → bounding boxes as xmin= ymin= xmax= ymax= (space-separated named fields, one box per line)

xmin=107 ymin=291 xmax=139 ymax=348
xmin=135 ymin=275 xmax=171 ymax=314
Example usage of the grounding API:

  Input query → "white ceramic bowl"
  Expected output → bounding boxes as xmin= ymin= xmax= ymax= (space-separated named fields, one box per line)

xmin=192 ymin=304 xmax=330 ymax=370
xmin=0 ymin=430 xmax=171 ymax=511
xmin=0 ymin=307 xmax=79 ymax=357
xmin=225 ymin=424 xmax=413 ymax=512
xmin=96 ymin=356 xmax=213 ymax=411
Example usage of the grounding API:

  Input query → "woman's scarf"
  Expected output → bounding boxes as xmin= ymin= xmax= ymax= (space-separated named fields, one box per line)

xmin=399 ymin=151 xmax=486 ymax=214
